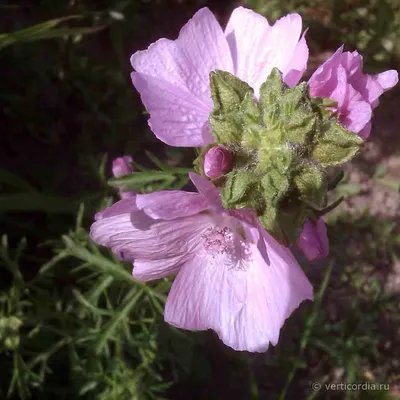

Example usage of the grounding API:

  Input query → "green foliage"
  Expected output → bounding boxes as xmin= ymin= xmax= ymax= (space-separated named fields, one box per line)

xmin=246 ymin=0 xmax=400 ymax=72
xmin=108 ymin=152 xmax=191 ymax=193
xmin=0 ymin=16 xmax=104 ymax=50
xmin=0 ymin=211 xmax=194 ymax=400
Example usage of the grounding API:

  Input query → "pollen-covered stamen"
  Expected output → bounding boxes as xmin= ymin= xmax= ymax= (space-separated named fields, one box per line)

xmin=202 ymin=227 xmax=235 ymax=255
xmin=202 ymin=226 xmax=253 ymax=266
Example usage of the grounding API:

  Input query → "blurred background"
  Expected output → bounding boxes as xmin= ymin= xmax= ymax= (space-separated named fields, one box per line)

xmin=0 ymin=0 xmax=399 ymax=399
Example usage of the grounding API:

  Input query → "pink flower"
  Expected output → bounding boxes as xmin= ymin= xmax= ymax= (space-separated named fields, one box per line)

xmin=297 ymin=218 xmax=329 ymax=261
xmin=90 ymin=173 xmax=313 ymax=352
xmin=112 ymin=156 xmax=135 ymax=199
xmin=309 ymin=47 xmax=398 ymax=139
xmin=130 ymin=7 xmax=308 ymax=147
xmin=203 ymin=146 xmax=233 ymax=179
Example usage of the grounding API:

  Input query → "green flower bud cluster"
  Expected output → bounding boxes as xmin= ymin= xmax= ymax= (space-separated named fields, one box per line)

xmin=208 ymin=68 xmax=363 ymax=244
xmin=0 ymin=315 xmax=23 ymax=351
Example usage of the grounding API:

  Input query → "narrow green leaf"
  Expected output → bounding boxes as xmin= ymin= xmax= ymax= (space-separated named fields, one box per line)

xmin=95 ymin=287 xmax=144 ymax=354
xmin=0 ymin=169 xmax=37 ymax=192
xmin=108 ymin=171 xmax=175 ymax=188
xmin=0 ymin=16 xmax=105 ymax=50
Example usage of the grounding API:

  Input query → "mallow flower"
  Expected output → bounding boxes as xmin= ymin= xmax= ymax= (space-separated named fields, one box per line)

xmin=90 ymin=173 xmax=313 ymax=352
xmin=130 ymin=6 xmax=309 ymax=147
xmin=309 ymin=46 xmax=398 ymax=139
xmin=129 ymin=5 xmax=398 ymax=246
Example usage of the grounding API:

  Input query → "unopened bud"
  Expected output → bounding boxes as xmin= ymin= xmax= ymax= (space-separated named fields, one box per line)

xmin=297 ymin=218 xmax=329 ymax=261
xmin=204 ymin=146 xmax=233 ymax=179
xmin=112 ymin=156 xmax=135 ymax=199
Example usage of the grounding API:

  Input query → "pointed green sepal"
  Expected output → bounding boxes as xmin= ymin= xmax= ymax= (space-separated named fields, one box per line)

xmin=261 ymin=170 xmax=290 ymax=206
xmin=220 ymin=169 xmax=261 ymax=211
xmin=209 ymin=114 xmax=243 ymax=145
xmin=293 ymin=164 xmax=327 ymax=208
xmin=327 ymin=170 xmax=345 ymax=191
xmin=259 ymin=68 xmax=285 ymax=107
xmin=278 ymin=197 xmax=308 ymax=244
xmin=210 ymin=70 xmax=253 ymax=113
xmin=312 ymin=122 xmax=363 ymax=167
xmin=209 ymin=70 xmax=254 ymax=145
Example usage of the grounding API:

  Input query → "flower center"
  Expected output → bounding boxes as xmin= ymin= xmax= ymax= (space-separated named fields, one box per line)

xmin=201 ymin=225 xmax=252 ymax=268
xmin=202 ymin=227 xmax=235 ymax=255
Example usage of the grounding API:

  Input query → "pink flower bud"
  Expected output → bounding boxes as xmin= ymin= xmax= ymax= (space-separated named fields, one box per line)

xmin=297 ymin=218 xmax=329 ymax=261
xmin=112 ymin=156 xmax=135 ymax=199
xmin=203 ymin=146 xmax=233 ymax=179
xmin=112 ymin=156 xmax=133 ymax=177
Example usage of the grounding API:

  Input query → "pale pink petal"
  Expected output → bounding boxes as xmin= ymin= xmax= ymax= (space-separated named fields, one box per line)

xmin=225 ymin=9 xmax=306 ymax=95
xmin=311 ymin=47 xmax=397 ymax=138
xmin=131 ymin=7 xmax=233 ymax=147
xmin=189 ymin=172 xmax=223 ymax=212
xmin=340 ymin=100 xmax=372 ymax=133
xmin=131 ymin=72 xmax=213 ymax=146
xmin=225 ymin=7 xmax=271 ymax=88
xmin=358 ymin=121 xmax=372 ymax=139
xmin=132 ymin=256 xmax=185 ymax=282
xmin=356 ymin=70 xmax=398 ymax=108
xmin=339 ymin=50 xmax=363 ymax=77
xmin=329 ymin=64 xmax=349 ymax=106
xmin=131 ymin=212 xmax=212 ymax=281
xmin=91 ymin=210 xmax=213 ymax=280
xmin=309 ymin=46 xmax=343 ymax=98
xmin=339 ymin=84 xmax=372 ymax=133
xmin=165 ymin=232 xmax=313 ymax=352
xmin=340 ymin=100 xmax=371 ymax=133
xmin=95 ymin=198 xmax=138 ymax=221
xmin=260 ymin=14 xmax=306 ymax=91
xmin=136 ymin=190 xmax=208 ymax=220
xmin=375 ymin=69 xmax=398 ymax=90
xmin=283 ymin=35 xmax=309 ymax=87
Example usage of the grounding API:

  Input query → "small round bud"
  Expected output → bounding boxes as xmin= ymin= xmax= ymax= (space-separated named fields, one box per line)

xmin=203 ymin=146 xmax=233 ymax=179
xmin=112 ymin=156 xmax=135 ymax=199
xmin=297 ymin=218 xmax=329 ymax=261
xmin=112 ymin=156 xmax=133 ymax=177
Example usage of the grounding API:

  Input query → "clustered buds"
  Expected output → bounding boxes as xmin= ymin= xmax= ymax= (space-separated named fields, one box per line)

xmin=204 ymin=68 xmax=363 ymax=245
